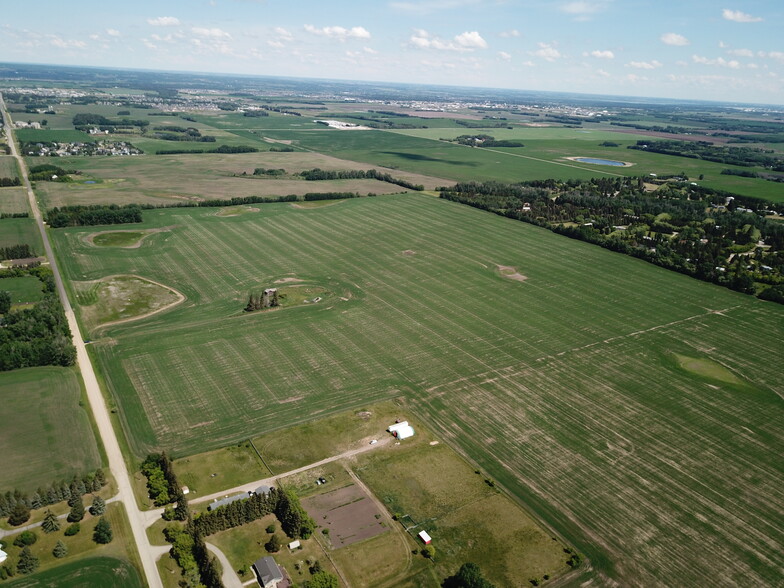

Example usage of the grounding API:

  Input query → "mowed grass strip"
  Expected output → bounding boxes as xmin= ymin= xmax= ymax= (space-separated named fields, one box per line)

xmin=0 ymin=367 xmax=102 ymax=494
xmin=51 ymin=193 xmax=784 ymax=586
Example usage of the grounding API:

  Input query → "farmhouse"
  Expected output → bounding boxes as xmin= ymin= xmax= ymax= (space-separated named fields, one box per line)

xmin=253 ymin=555 xmax=284 ymax=588
xmin=388 ymin=421 xmax=415 ymax=440
xmin=208 ymin=492 xmax=247 ymax=511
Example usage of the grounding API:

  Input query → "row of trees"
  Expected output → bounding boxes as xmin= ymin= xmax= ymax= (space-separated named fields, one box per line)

xmin=155 ymin=144 xmax=258 ymax=155
xmin=0 ymin=266 xmax=77 ymax=371
xmin=298 ymin=167 xmax=425 ymax=191
xmin=28 ymin=164 xmax=74 ymax=182
xmin=140 ymin=453 xmax=188 ymax=520
xmin=46 ymin=204 xmax=143 ymax=227
xmin=628 ymin=140 xmax=784 ymax=171
xmin=0 ymin=244 xmax=35 ymax=260
xmin=1 ymin=468 xmax=106 ymax=524
xmin=0 ymin=177 xmax=21 ymax=186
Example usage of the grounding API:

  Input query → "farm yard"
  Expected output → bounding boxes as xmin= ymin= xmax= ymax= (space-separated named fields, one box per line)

xmin=50 ymin=191 xmax=784 ymax=586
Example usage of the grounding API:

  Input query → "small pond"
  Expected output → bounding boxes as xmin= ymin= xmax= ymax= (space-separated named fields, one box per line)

xmin=573 ymin=157 xmax=627 ymax=166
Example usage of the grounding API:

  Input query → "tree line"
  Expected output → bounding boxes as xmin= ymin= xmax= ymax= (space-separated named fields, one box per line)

xmin=0 ymin=177 xmax=21 ymax=187
xmin=0 ymin=265 xmax=77 ymax=371
xmin=28 ymin=164 xmax=75 ymax=182
xmin=0 ymin=468 xmax=106 ymax=525
xmin=0 ymin=244 xmax=35 ymax=260
xmin=155 ymin=144 xmax=259 ymax=155
xmin=298 ymin=168 xmax=424 ymax=191
xmin=46 ymin=204 xmax=143 ymax=227
xmin=628 ymin=140 xmax=784 ymax=171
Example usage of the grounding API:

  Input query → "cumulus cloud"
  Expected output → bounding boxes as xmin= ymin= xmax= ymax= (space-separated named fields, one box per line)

xmin=498 ymin=51 xmax=511 ymax=60
xmin=364 ymin=46 xmax=377 ymax=54
xmin=596 ymin=69 xmax=610 ymax=77
xmin=589 ymin=49 xmax=614 ymax=59
xmin=727 ymin=48 xmax=753 ymax=57
xmin=147 ymin=16 xmax=180 ymax=27
xmin=390 ymin=0 xmax=483 ymax=15
xmin=758 ymin=51 xmax=784 ymax=63
xmin=192 ymin=27 xmax=231 ymax=39
xmin=273 ymin=27 xmax=293 ymax=41
xmin=560 ymin=1 xmax=603 ymax=15
xmin=499 ymin=29 xmax=520 ymax=38
xmin=409 ymin=29 xmax=487 ymax=51
xmin=627 ymin=60 xmax=662 ymax=69
xmin=106 ymin=29 xmax=121 ymax=37
xmin=692 ymin=55 xmax=741 ymax=69
xmin=722 ymin=9 xmax=763 ymax=23
xmin=534 ymin=42 xmax=561 ymax=61
xmin=661 ymin=32 xmax=689 ymax=46
xmin=304 ymin=25 xmax=371 ymax=40
xmin=50 ymin=36 xmax=87 ymax=49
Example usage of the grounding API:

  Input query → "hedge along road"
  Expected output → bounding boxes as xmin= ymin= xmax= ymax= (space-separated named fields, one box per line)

xmin=0 ymin=93 xmax=164 ymax=588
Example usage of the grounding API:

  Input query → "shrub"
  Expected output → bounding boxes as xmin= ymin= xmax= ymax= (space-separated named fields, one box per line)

xmin=64 ymin=522 xmax=80 ymax=536
xmin=13 ymin=531 xmax=37 ymax=547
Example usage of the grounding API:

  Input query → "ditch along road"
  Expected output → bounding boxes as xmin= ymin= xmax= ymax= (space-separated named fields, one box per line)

xmin=0 ymin=93 xmax=164 ymax=588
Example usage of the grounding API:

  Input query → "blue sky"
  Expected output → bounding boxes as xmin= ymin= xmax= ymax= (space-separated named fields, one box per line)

xmin=2 ymin=0 xmax=782 ymax=104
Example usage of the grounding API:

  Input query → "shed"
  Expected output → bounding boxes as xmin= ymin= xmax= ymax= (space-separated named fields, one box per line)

xmin=254 ymin=484 xmax=273 ymax=496
xmin=388 ymin=421 xmax=415 ymax=439
xmin=253 ymin=555 xmax=284 ymax=588
xmin=418 ymin=530 xmax=432 ymax=545
xmin=288 ymin=539 xmax=301 ymax=550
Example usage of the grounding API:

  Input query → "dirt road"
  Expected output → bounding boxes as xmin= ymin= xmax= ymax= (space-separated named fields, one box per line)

xmin=0 ymin=93 xmax=163 ymax=588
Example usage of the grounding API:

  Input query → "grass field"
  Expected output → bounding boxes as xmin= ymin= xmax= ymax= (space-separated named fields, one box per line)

xmin=0 ymin=276 xmax=44 ymax=305
xmin=0 ymin=189 xmax=30 ymax=216
xmin=0 ymin=367 xmax=102 ymax=494
xmin=0 ymin=156 xmax=19 ymax=178
xmin=51 ymin=193 xmax=784 ymax=586
xmin=0 ymin=218 xmax=40 ymax=252
xmin=1 ymin=504 xmax=141 ymax=586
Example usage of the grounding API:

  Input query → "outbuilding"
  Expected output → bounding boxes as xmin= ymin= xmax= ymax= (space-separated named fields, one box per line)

xmin=418 ymin=530 xmax=432 ymax=545
xmin=388 ymin=421 xmax=415 ymax=440
xmin=253 ymin=555 xmax=284 ymax=588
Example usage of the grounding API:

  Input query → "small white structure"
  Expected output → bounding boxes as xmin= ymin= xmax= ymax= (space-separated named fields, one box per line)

xmin=288 ymin=540 xmax=301 ymax=550
xmin=418 ymin=530 xmax=432 ymax=545
xmin=388 ymin=421 xmax=415 ymax=440
xmin=0 ymin=548 xmax=7 ymax=563
xmin=181 ymin=486 xmax=190 ymax=495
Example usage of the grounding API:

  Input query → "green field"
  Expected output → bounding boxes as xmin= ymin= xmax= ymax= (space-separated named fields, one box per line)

xmin=0 ymin=156 xmax=19 ymax=178
xmin=0 ymin=276 xmax=44 ymax=304
xmin=0 ymin=188 xmax=30 ymax=215
xmin=0 ymin=367 xmax=102 ymax=494
xmin=51 ymin=192 xmax=784 ymax=586
xmin=0 ymin=218 xmax=39 ymax=252
xmin=2 ymin=557 xmax=142 ymax=588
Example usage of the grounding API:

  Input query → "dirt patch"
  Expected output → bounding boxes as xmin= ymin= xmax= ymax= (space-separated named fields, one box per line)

xmin=84 ymin=226 xmax=174 ymax=249
xmin=290 ymin=200 xmax=344 ymax=209
xmin=302 ymin=484 xmax=389 ymax=549
xmin=402 ymin=250 xmax=416 ymax=256
xmin=262 ymin=137 xmax=293 ymax=145
xmin=274 ymin=277 xmax=305 ymax=284
xmin=214 ymin=206 xmax=260 ymax=217
xmin=496 ymin=265 xmax=528 ymax=282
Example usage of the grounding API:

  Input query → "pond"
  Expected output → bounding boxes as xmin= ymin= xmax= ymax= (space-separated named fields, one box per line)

xmin=573 ymin=157 xmax=627 ymax=166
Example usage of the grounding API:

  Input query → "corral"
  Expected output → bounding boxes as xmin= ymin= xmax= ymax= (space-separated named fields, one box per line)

xmin=51 ymin=191 xmax=784 ymax=586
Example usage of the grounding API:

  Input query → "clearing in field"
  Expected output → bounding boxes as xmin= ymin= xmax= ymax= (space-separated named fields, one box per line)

xmin=74 ymin=274 xmax=184 ymax=333
xmin=52 ymin=193 xmax=784 ymax=586
xmin=496 ymin=264 xmax=527 ymax=282
xmin=86 ymin=227 xmax=173 ymax=248
xmin=0 ymin=367 xmax=102 ymax=494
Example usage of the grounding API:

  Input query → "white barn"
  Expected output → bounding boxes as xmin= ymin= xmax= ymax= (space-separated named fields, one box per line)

xmin=388 ymin=421 xmax=415 ymax=440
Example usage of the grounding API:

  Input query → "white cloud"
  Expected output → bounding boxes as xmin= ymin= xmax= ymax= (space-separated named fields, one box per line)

xmin=627 ymin=60 xmax=662 ymax=69
xmin=267 ymin=40 xmax=284 ymax=48
xmin=304 ymin=25 xmax=371 ymax=40
xmin=534 ymin=42 xmax=561 ymax=61
xmin=50 ymin=36 xmax=87 ymax=49
xmin=498 ymin=51 xmax=511 ymax=60
xmin=106 ymin=29 xmax=121 ymax=37
xmin=364 ymin=46 xmax=377 ymax=54
xmin=596 ymin=69 xmax=610 ymax=77
xmin=192 ymin=27 xmax=231 ymax=39
xmin=499 ymin=29 xmax=520 ymax=38
xmin=719 ymin=41 xmax=728 ymax=49
xmin=661 ymin=33 xmax=689 ymax=46
xmin=273 ymin=27 xmax=293 ymax=41
xmin=389 ymin=0 xmax=482 ymax=15
xmin=560 ymin=1 xmax=603 ymax=15
xmin=147 ymin=16 xmax=180 ymax=27
xmin=589 ymin=49 xmax=614 ymax=59
xmin=722 ymin=9 xmax=763 ymax=23
xmin=521 ymin=60 xmax=535 ymax=67
xmin=409 ymin=29 xmax=487 ymax=51
xmin=692 ymin=55 xmax=741 ymax=69
xmin=727 ymin=48 xmax=753 ymax=57
xmin=454 ymin=31 xmax=487 ymax=49
xmin=758 ymin=51 xmax=784 ymax=63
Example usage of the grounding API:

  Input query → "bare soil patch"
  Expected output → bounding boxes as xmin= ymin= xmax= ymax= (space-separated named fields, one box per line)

xmin=496 ymin=264 xmax=528 ymax=282
xmin=274 ymin=277 xmax=305 ymax=284
xmin=214 ymin=206 xmax=260 ymax=217
xmin=85 ymin=226 xmax=174 ymax=249
xmin=302 ymin=483 xmax=389 ymax=549
xmin=402 ymin=250 xmax=416 ymax=256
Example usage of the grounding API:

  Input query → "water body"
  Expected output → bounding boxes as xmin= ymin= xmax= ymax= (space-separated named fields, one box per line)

xmin=574 ymin=157 xmax=626 ymax=166
xmin=84 ymin=180 xmax=96 ymax=184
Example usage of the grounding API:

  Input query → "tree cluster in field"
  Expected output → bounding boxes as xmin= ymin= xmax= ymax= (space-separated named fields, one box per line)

xmin=140 ymin=453 xmax=189 ymax=520
xmin=0 ymin=468 xmax=106 ymax=525
xmin=243 ymin=110 xmax=269 ymax=117
xmin=441 ymin=562 xmax=497 ymax=588
xmin=155 ymin=144 xmax=258 ymax=154
xmin=72 ymin=112 xmax=149 ymax=131
xmin=152 ymin=125 xmax=216 ymax=143
xmin=257 ymin=104 xmax=301 ymax=116
xmin=440 ymin=177 xmax=784 ymax=301
xmin=244 ymin=289 xmax=279 ymax=312
xmin=298 ymin=168 xmax=425 ymax=191
xmin=0 ymin=244 xmax=35 ymax=260
xmin=453 ymin=134 xmax=525 ymax=148
xmin=0 ymin=213 xmax=29 ymax=219
xmin=628 ymin=140 xmax=784 ymax=171
xmin=253 ymin=167 xmax=286 ymax=176
xmin=46 ymin=204 xmax=143 ymax=227
xmin=28 ymin=164 xmax=75 ymax=182
xmin=0 ymin=177 xmax=21 ymax=187
xmin=0 ymin=266 xmax=77 ymax=371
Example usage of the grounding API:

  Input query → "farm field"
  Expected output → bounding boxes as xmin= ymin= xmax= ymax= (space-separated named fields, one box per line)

xmin=50 ymin=192 xmax=784 ymax=586
xmin=0 ymin=367 xmax=102 ymax=494
xmin=0 ymin=218 xmax=40 ymax=252
xmin=2 ymin=557 xmax=142 ymax=588
xmin=0 ymin=156 xmax=19 ymax=178
xmin=28 ymin=150 xmax=447 ymax=208
xmin=0 ymin=188 xmax=31 ymax=216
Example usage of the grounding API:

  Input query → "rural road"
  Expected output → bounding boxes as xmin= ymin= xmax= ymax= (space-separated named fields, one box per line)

xmin=206 ymin=542 xmax=244 ymax=588
xmin=190 ymin=435 xmax=393 ymax=505
xmin=1 ymin=93 xmax=164 ymax=588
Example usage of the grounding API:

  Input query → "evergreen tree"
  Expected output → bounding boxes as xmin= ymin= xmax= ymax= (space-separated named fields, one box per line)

xmin=93 ymin=517 xmax=113 ymax=544
xmin=52 ymin=540 xmax=68 ymax=558
xmin=41 ymin=510 xmax=60 ymax=533
xmin=16 ymin=547 xmax=39 ymax=575
xmin=67 ymin=499 xmax=85 ymax=523
xmin=94 ymin=468 xmax=106 ymax=487
xmin=90 ymin=496 xmax=106 ymax=516
xmin=7 ymin=501 xmax=31 ymax=526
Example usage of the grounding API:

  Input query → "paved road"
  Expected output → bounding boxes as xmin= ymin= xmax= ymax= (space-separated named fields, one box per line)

xmin=0 ymin=93 xmax=164 ymax=588
xmin=206 ymin=542 xmax=244 ymax=588
xmin=191 ymin=435 xmax=392 ymax=506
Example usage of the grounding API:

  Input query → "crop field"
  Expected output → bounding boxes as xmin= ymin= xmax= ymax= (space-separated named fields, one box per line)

xmin=0 ymin=155 xmax=19 ymax=177
xmin=0 ymin=188 xmax=30 ymax=215
xmin=29 ymin=151 xmax=447 ymax=208
xmin=0 ymin=218 xmax=40 ymax=252
xmin=3 ymin=557 xmax=142 ymax=588
xmin=51 ymin=193 xmax=784 ymax=586
xmin=0 ymin=367 xmax=102 ymax=494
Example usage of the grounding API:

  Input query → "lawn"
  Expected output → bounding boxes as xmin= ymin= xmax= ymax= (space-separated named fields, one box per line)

xmin=173 ymin=442 xmax=270 ymax=499
xmin=0 ymin=367 xmax=102 ymax=494
xmin=2 ymin=557 xmax=142 ymax=588
xmin=50 ymin=193 xmax=784 ymax=587
xmin=0 ymin=276 xmax=44 ymax=305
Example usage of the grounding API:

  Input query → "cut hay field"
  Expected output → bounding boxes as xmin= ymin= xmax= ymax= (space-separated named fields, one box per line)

xmin=51 ymin=193 xmax=784 ymax=586
xmin=0 ymin=155 xmax=19 ymax=178
xmin=0 ymin=217 xmax=41 ymax=252
xmin=0 ymin=367 xmax=102 ymax=494
xmin=0 ymin=187 xmax=31 ymax=215
xmin=29 ymin=151 xmax=447 ymax=208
